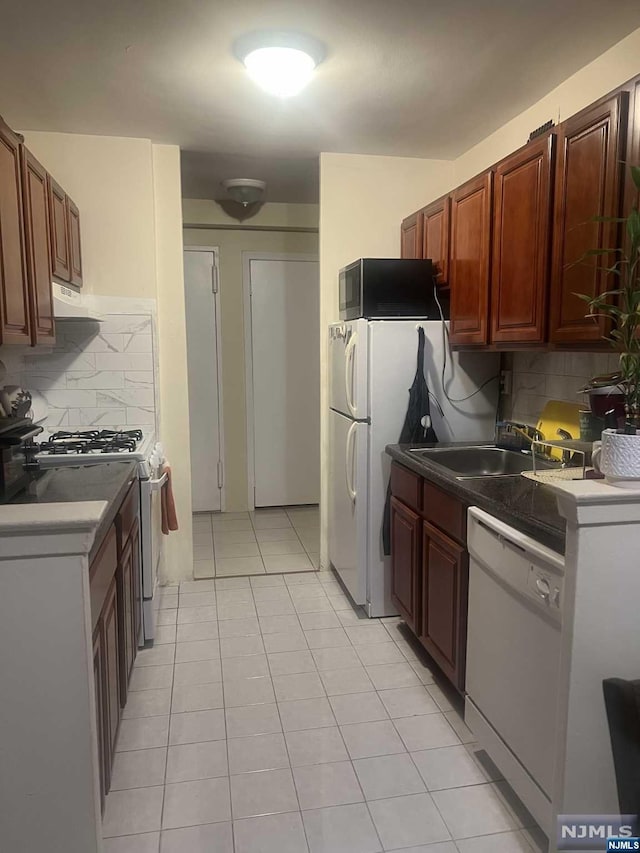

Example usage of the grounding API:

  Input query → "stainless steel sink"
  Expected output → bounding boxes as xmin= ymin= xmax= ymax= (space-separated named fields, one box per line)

xmin=408 ymin=445 xmax=559 ymax=478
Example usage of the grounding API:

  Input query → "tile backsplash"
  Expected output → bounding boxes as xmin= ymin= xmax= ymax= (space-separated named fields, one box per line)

xmin=1 ymin=307 xmax=158 ymax=436
xmin=507 ymin=350 xmax=620 ymax=425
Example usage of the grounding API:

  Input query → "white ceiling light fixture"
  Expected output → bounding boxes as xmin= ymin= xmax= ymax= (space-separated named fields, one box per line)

xmin=234 ymin=31 xmax=325 ymax=98
xmin=221 ymin=178 xmax=267 ymax=206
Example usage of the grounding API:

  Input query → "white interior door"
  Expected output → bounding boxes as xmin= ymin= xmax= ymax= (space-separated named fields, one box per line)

xmin=250 ymin=256 xmax=320 ymax=507
xmin=184 ymin=249 xmax=223 ymax=512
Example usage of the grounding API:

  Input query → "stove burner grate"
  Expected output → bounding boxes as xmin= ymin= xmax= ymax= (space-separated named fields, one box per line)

xmin=38 ymin=429 xmax=143 ymax=455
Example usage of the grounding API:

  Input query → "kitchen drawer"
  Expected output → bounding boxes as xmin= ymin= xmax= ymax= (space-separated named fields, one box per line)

xmin=90 ymin=524 xmax=118 ymax=631
xmin=390 ymin=462 xmax=422 ymax=512
xmin=422 ymin=480 xmax=466 ymax=544
xmin=117 ymin=479 xmax=139 ymax=551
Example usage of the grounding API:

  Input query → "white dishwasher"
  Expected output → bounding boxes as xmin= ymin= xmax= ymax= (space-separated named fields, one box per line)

xmin=465 ymin=507 xmax=565 ymax=838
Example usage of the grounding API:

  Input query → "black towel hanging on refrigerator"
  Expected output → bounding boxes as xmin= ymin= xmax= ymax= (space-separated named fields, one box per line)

xmin=382 ymin=326 xmax=438 ymax=555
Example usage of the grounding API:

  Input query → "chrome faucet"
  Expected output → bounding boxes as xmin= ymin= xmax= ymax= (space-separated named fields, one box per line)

xmin=495 ymin=421 xmax=544 ymax=451
xmin=556 ymin=428 xmax=574 ymax=467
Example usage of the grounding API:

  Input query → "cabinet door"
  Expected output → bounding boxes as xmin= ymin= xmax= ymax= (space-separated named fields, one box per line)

xmin=117 ymin=535 xmax=135 ymax=708
xmin=0 ymin=117 xmax=30 ymax=345
xmin=21 ymin=148 xmax=55 ymax=345
xmin=103 ymin=576 xmax=121 ymax=769
xmin=449 ymin=172 xmax=493 ymax=346
xmin=131 ymin=520 xmax=142 ymax=657
xmin=550 ymin=92 xmax=628 ymax=344
xmin=390 ymin=496 xmax=421 ymax=633
xmin=47 ymin=175 xmax=71 ymax=281
xmin=624 ymin=78 xmax=640 ymax=215
xmin=491 ymin=135 xmax=555 ymax=345
xmin=401 ymin=211 xmax=423 ymax=259
xmin=92 ymin=624 xmax=107 ymax=810
xmin=420 ymin=520 xmax=468 ymax=691
xmin=422 ymin=196 xmax=450 ymax=288
xmin=66 ymin=196 xmax=83 ymax=287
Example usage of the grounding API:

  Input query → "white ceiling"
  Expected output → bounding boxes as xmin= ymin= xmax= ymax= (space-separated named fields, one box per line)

xmin=1 ymin=1 xmax=638 ymax=203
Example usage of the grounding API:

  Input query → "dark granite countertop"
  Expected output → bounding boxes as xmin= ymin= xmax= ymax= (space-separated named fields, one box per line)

xmin=8 ymin=461 xmax=139 ymax=554
xmin=386 ymin=443 xmax=566 ymax=554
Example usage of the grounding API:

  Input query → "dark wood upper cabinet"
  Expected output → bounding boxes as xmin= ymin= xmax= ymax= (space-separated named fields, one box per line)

xmin=549 ymin=92 xmax=629 ymax=345
xmin=422 ymin=195 xmax=450 ymax=288
xmin=449 ymin=171 xmax=493 ymax=346
xmin=67 ymin=195 xmax=83 ymax=287
xmin=420 ymin=519 xmax=468 ymax=692
xmin=47 ymin=174 xmax=71 ymax=282
xmin=21 ymin=148 xmax=55 ymax=346
xmin=623 ymin=77 xmax=640 ymax=223
xmin=490 ymin=135 xmax=555 ymax=345
xmin=401 ymin=210 xmax=423 ymax=259
xmin=0 ymin=117 xmax=31 ymax=345
xmin=390 ymin=496 xmax=421 ymax=634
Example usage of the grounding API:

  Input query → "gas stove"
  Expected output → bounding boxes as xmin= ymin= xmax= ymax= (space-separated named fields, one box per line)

xmin=38 ymin=429 xmax=144 ymax=455
xmin=35 ymin=428 xmax=155 ymax=470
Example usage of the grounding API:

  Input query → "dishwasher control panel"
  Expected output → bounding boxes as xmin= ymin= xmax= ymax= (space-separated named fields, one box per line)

xmin=525 ymin=565 xmax=562 ymax=612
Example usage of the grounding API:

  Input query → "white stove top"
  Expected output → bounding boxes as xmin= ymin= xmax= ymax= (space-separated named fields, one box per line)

xmin=36 ymin=430 xmax=156 ymax=468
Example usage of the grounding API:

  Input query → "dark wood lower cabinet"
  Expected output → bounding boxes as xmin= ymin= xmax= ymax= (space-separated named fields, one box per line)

xmin=389 ymin=461 xmax=470 ymax=693
xmin=419 ymin=520 xmax=468 ymax=692
xmin=103 ymin=577 xmax=121 ymax=769
xmin=131 ymin=522 xmax=142 ymax=656
xmin=92 ymin=624 xmax=107 ymax=810
xmin=90 ymin=479 xmax=140 ymax=808
xmin=117 ymin=517 xmax=141 ymax=708
xmin=390 ymin=496 xmax=421 ymax=634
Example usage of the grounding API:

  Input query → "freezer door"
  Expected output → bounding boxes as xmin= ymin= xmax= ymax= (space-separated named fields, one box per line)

xmin=367 ymin=320 xmax=499 ymax=442
xmin=328 ymin=409 xmax=368 ymax=605
xmin=328 ymin=319 xmax=368 ymax=419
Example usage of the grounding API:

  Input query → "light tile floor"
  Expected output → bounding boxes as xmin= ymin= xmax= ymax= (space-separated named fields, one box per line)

xmin=104 ymin=571 xmax=549 ymax=852
xmin=193 ymin=507 xmax=320 ymax=578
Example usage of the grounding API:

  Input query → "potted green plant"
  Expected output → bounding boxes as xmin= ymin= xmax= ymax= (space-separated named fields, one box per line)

xmin=578 ymin=165 xmax=640 ymax=484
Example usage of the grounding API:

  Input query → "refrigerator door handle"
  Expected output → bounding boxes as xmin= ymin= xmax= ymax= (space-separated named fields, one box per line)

xmin=344 ymin=332 xmax=358 ymax=418
xmin=345 ymin=421 xmax=357 ymax=503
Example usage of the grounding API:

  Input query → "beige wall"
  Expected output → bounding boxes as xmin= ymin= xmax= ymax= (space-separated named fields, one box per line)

xmin=152 ymin=145 xmax=193 ymax=580
xmin=183 ymin=221 xmax=319 ymax=511
xmin=21 ymin=132 xmax=157 ymax=300
xmin=454 ymin=25 xmax=640 ymax=185
xmin=318 ymin=22 xmax=640 ymax=563
xmin=21 ymin=131 xmax=193 ymax=581
xmin=318 ymin=153 xmax=456 ymax=566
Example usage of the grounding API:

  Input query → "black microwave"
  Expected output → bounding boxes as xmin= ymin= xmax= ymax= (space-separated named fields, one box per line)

xmin=338 ymin=258 xmax=447 ymax=321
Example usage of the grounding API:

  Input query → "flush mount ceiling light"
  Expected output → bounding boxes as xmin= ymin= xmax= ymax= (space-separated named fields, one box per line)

xmin=221 ymin=178 xmax=267 ymax=206
xmin=234 ymin=31 xmax=325 ymax=97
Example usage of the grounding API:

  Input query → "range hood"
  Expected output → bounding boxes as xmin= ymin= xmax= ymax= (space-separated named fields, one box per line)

xmin=52 ymin=283 xmax=104 ymax=322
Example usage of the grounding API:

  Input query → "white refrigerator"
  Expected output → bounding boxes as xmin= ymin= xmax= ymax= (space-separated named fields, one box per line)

xmin=328 ymin=319 xmax=499 ymax=617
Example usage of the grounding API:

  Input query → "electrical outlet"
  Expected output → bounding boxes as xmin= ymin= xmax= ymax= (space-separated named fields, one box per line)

xmin=500 ymin=369 xmax=513 ymax=395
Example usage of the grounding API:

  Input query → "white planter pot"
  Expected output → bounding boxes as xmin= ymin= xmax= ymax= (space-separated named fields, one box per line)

xmin=592 ymin=428 xmax=640 ymax=487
